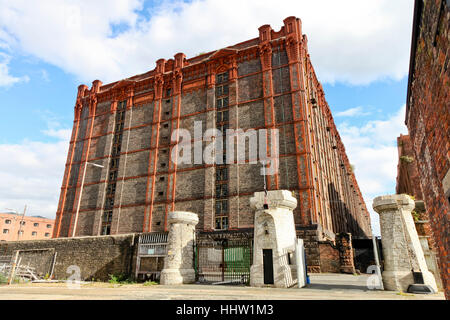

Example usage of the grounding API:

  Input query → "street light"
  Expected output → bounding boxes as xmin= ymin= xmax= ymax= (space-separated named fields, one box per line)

xmin=72 ymin=161 xmax=104 ymax=237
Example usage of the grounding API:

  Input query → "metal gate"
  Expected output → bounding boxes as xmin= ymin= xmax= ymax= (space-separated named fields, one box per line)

xmin=195 ymin=232 xmax=253 ymax=285
xmin=135 ymin=232 xmax=168 ymax=281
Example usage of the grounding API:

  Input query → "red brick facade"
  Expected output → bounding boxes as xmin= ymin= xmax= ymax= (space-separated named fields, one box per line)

xmin=53 ymin=16 xmax=371 ymax=272
xmin=405 ymin=0 xmax=449 ymax=299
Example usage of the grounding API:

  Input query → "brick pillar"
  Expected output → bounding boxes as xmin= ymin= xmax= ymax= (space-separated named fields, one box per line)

xmin=165 ymin=53 xmax=185 ymax=226
xmin=143 ymin=59 xmax=165 ymax=232
xmin=336 ymin=233 xmax=355 ymax=274
xmin=373 ymin=194 xmax=438 ymax=292
xmin=160 ymin=211 xmax=198 ymax=285
xmin=258 ymin=24 xmax=279 ymax=191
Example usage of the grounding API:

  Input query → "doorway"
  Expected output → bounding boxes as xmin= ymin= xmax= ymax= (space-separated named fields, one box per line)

xmin=263 ymin=249 xmax=274 ymax=284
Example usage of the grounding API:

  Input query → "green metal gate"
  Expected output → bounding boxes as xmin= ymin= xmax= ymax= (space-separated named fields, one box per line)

xmin=194 ymin=237 xmax=253 ymax=285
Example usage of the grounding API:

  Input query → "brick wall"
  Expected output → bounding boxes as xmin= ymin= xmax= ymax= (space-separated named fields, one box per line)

xmin=0 ymin=234 xmax=138 ymax=281
xmin=319 ymin=242 xmax=340 ymax=273
xmin=406 ymin=0 xmax=449 ymax=299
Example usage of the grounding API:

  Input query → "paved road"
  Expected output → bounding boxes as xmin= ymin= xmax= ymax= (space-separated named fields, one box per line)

xmin=0 ymin=274 xmax=444 ymax=300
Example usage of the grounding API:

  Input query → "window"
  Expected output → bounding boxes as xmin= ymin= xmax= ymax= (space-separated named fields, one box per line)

xmin=215 ymin=199 xmax=228 ymax=214
xmin=32 ymin=231 xmax=37 ymax=236
xmin=5 ymin=219 xmax=11 ymax=224
xmin=118 ymin=110 xmax=125 ymax=122
xmin=216 ymin=85 xmax=229 ymax=97
xmin=115 ymin=122 xmax=124 ymax=132
xmin=110 ymin=158 xmax=119 ymax=169
xmin=165 ymin=88 xmax=171 ymax=97
xmin=18 ymin=230 xmax=23 ymax=235
xmin=216 ymin=110 xmax=229 ymax=123
xmin=216 ymin=72 xmax=229 ymax=84
xmin=109 ymin=171 xmax=118 ymax=181
xmin=158 ymin=191 xmax=164 ymax=196
xmin=113 ymin=134 xmax=122 ymax=145
xmin=20 ymin=221 xmax=25 ymax=226
xmin=46 ymin=224 xmax=52 ymax=228
xmin=101 ymin=225 xmax=111 ymax=235
xmin=112 ymin=144 xmax=121 ymax=155
xmin=103 ymin=211 xmax=113 ymax=223
xmin=217 ymin=124 xmax=229 ymax=134
xmin=118 ymin=100 xmax=126 ymax=110
xmin=107 ymin=183 xmax=116 ymax=194
xmin=215 ymin=184 xmax=228 ymax=198
xmin=105 ymin=197 xmax=115 ymax=209
xmin=215 ymin=216 xmax=228 ymax=230
xmin=159 ymin=176 xmax=165 ymax=181
xmin=216 ymin=168 xmax=228 ymax=181
xmin=216 ymin=97 xmax=229 ymax=109
xmin=2 ymin=229 xmax=9 ymax=234
xmin=45 ymin=233 xmax=50 ymax=237
xmin=33 ymin=223 xmax=39 ymax=227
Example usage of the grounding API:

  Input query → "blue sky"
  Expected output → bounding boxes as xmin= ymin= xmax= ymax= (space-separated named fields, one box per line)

xmin=0 ymin=0 xmax=413 ymax=236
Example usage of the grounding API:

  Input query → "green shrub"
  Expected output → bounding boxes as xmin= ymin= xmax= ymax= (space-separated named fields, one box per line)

xmin=108 ymin=273 xmax=135 ymax=285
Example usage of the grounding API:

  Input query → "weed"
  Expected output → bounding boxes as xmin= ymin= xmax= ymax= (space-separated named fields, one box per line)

xmin=108 ymin=273 xmax=136 ymax=285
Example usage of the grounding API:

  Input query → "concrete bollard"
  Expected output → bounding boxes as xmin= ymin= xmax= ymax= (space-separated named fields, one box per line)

xmin=160 ymin=211 xmax=198 ymax=285
xmin=372 ymin=194 xmax=438 ymax=292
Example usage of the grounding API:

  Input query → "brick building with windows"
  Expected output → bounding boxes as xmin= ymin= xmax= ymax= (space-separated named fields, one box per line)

xmin=405 ymin=0 xmax=449 ymax=298
xmin=0 ymin=212 xmax=54 ymax=242
xmin=53 ymin=16 xmax=371 ymax=271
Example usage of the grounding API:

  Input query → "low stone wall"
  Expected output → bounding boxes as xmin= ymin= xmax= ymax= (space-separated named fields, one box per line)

xmin=0 ymin=234 xmax=139 ymax=281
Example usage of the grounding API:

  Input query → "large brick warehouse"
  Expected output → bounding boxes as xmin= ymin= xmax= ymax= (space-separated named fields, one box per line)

xmin=53 ymin=16 xmax=372 ymax=271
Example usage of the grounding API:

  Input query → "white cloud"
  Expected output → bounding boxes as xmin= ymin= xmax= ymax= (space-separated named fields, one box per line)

xmin=335 ymin=106 xmax=371 ymax=117
xmin=0 ymin=52 xmax=29 ymax=87
xmin=0 ymin=128 xmax=70 ymax=219
xmin=337 ymin=105 xmax=408 ymax=235
xmin=40 ymin=69 xmax=50 ymax=82
xmin=0 ymin=0 xmax=414 ymax=85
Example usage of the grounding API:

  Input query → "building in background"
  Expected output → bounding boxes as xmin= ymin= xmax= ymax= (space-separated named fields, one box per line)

xmin=396 ymin=134 xmax=443 ymax=290
xmin=53 ymin=16 xmax=371 ymax=272
xmin=0 ymin=212 xmax=54 ymax=241
xmin=405 ymin=0 xmax=449 ymax=299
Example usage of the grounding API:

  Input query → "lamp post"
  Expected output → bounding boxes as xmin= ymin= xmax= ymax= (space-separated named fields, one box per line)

xmin=72 ymin=161 xmax=104 ymax=237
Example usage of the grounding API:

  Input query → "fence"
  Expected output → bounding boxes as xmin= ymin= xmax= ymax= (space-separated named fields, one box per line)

xmin=135 ymin=232 xmax=168 ymax=281
xmin=195 ymin=230 xmax=253 ymax=285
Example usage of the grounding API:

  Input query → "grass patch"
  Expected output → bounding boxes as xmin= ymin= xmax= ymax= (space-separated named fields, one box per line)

xmin=108 ymin=274 xmax=136 ymax=285
xmin=143 ymin=281 xmax=158 ymax=286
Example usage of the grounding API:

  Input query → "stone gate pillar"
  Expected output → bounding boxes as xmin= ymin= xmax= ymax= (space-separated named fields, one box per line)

xmin=160 ymin=211 xmax=198 ymax=285
xmin=250 ymin=190 xmax=298 ymax=288
xmin=372 ymin=194 xmax=438 ymax=292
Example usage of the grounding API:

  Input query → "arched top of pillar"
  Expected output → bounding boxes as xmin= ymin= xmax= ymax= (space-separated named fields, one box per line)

xmin=372 ymin=194 xmax=415 ymax=214
xmin=167 ymin=211 xmax=199 ymax=226
xmin=250 ymin=189 xmax=297 ymax=211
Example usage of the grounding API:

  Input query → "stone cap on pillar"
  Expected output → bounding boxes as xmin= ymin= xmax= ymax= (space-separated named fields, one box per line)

xmin=250 ymin=190 xmax=297 ymax=211
xmin=372 ymin=194 xmax=415 ymax=214
xmin=167 ymin=211 xmax=199 ymax=226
